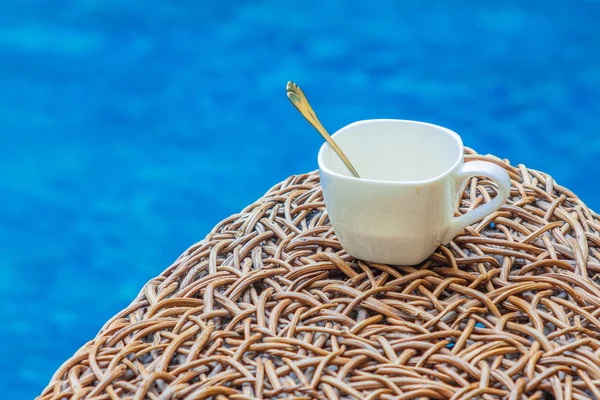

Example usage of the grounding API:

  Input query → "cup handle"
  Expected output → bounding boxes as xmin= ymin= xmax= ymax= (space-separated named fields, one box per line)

xmin=441 ymin=160 xmax=511 ymax=244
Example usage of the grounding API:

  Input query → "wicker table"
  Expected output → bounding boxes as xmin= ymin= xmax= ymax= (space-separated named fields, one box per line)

xmin=38 ymin=149 xmax=600 ymax=400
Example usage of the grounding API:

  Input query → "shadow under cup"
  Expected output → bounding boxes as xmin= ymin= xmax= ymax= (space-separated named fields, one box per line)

xmin=320 ymin=119 xmax=463 ymax=182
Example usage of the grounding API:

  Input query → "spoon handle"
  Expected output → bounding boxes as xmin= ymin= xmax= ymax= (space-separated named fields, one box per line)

xmin=286 ymin=81 xmax=360 ymax=178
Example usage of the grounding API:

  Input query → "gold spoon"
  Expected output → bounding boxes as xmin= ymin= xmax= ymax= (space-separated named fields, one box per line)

xmin=286 ymin=81 xmax=361 ymax=178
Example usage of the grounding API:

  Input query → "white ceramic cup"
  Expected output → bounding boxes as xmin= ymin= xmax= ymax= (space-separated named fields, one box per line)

xmin=318 ymin=119 xmax=511 ymax=265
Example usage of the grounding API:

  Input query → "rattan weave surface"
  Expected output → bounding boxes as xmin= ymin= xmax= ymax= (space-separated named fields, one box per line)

xmin=39 ymin=149 xmax=600 ymax=400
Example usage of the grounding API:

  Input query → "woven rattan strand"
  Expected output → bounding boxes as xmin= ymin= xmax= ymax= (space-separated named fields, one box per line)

xmin=38 ymin=148 xmax=600 ymax=400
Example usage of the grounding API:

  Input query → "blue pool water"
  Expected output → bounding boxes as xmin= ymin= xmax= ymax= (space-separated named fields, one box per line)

xmin=1 ymin=1 xmax=599 ymax=397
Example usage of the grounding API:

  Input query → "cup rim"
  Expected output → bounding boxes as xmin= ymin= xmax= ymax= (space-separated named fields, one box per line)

xmin=317 ymin=119 xmax=464 ymax=185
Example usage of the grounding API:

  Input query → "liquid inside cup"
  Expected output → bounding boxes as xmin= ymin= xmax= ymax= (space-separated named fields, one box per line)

xmin=321 ymin=120 xmax=462 ymax=183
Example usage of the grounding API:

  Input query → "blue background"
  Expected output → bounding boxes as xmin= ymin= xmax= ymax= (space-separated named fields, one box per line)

xmin=1 ymin=0 xmax=599 ymax=397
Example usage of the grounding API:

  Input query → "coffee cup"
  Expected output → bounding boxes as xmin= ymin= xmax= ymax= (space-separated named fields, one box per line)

xmin=318 ymin=119 xmax=511 ymax=265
